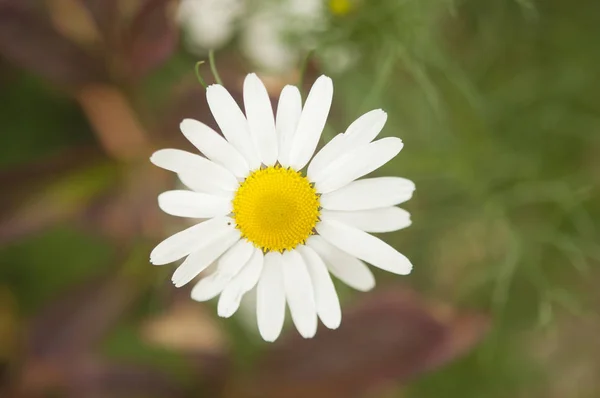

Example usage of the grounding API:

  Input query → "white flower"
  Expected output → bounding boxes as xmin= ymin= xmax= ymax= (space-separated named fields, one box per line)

xmin=177 ymin=0 xmax=325 ymax=72
xmin=150 ymin=74 xmax=415 ymax=342
xmin=177 ymin=0 xmax=243 ymax=51
xmin=241 ymin=0 xmax=325 ymax=72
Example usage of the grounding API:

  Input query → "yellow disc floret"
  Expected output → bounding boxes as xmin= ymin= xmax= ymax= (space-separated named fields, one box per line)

xmin=232 ymin=166 xmax=320 ymax=252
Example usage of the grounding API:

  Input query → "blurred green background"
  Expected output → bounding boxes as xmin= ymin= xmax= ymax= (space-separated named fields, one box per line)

xmin=1 ymin=0 xmax=599 ymax=397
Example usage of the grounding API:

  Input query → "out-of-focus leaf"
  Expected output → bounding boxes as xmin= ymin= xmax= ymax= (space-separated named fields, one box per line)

xmin=0 ymin=226 xmax=115 ymax=316
xmin=12 ymin=247 xmax=165 ymax=396
xmin=141 ymin=299 xmax=227 ymax=354
xmin=17 ymin=358 xmax=188 ymax=398
xmin=0 ymin=286 xmax=18 ymax=363
xmin=78 ymin=0 xmax=119 ymax=38
xmin=47 ymin=0 xmax=100 ymax=45
xmin=140 ymin=293 xmax=232 ymax=396
xmin=75 ymin=84 xmax=150 ymax=160
xmin=67 ymin=360 xmax=186 ymax=398
xmin=0 ymin=146 xmax=105 ymax=202
xmin=0 ymin=160 xmax=117 ymax=245
xmin=160 ymin=86 xmax=214 ymax=141
xmin=248 ymin=288 xmax=489 ymax=398
xmin=10 ymin=267 xmax=228 ymax=396
xmin=81 ymin=162 xmax=169 ymax=241
xmin=26 ymin=277 xmax=136 ymax=360
xmin=125 ymin=0 xmax=177 ymax=78
xmin=0 ymin=3 xmax=106 ymax=87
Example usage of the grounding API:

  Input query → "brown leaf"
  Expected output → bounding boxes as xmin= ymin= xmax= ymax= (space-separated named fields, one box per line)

xmin=0 ymin=3 xmax=106 ymax=87
xmin=125 ymin=0 xmax=177 ymax=78
xmin=75 ymin=84 xmax=150 ymax=160
xmin=78 ymin=0 xmax=119 ymax=37
xmin=250 ymin=288 xmax=490 ymax=398
xmin=141 ymin=299 xmax=227 ymax=354
xmin=47 ymin=0 xmax=100 ymax=46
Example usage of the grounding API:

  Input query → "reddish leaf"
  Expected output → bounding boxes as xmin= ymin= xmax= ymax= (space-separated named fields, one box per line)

xmin=10 ymin=274 xmax=228 ymax=397
xmin=17 ymin=358 xmax=188 ymax=398
xmin=251 ymin=288 xmax=490 ymax=398
xmin=26 ymin=277 xmax=136 ymax=360
xmin=67 ymin=360 xmax=186 ymax=398
xmin=0 ymin=3 xmax=106 ymax=87
xmin=126 ymin=0 xmax=177 ymax=78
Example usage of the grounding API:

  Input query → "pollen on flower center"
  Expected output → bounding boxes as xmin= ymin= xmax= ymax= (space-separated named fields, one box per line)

xmin=232 ymin=166 xmax=320 ymax=252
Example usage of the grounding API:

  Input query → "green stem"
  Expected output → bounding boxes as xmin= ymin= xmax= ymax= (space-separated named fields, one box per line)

xmin=208 ymin=50 xmax=223 ymax=85
xmin=194 ymin=61 xmax=207 ymax=89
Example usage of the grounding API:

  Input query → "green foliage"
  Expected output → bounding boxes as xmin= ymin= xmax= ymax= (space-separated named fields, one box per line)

xmin=0 ymin=72 xmax=93 ymax=167
xmin=0 ymin=226 xmax=113 ymax=313
xmin=314 ymin=0 xmax=600 ymax=395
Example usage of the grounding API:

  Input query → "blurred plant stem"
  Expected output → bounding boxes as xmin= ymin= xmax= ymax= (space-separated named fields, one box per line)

xmin=194 ymin=61 xmax=208 ymax=88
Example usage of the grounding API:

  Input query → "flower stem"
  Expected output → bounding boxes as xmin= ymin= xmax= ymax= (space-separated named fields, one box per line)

xmin=208 ymin=50 xmax=223 ymax=85
xmin=194 ymin=61 xmax=207 ymax=89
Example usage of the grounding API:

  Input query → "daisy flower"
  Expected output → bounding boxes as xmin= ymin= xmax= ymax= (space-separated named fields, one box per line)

xmin=150 ymin=74 xmax=415 ymax=342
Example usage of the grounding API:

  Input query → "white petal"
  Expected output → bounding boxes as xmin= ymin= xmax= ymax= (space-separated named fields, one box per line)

xmin=289 ymin=75 xmax=333 ymax=170
xmin=243 ymin=74 xmax=278 ymax=165
xmin=296 ymin=245 xmax=341 ymax=329
xmin=317 ymin=219 xmax=412 ymax=275
xmin=314 ymin=137 xmax=404 ymax=194
xmin=281 ymin=250 xmax=318 ymax=338
xmin=150 ymin=216 xmax=234 ymax=265
xmin=158 ymin=190 xmax=232 ymax=218
xmin=257 ymin=251 xmax=286 ymax=342
xmin=190 ymin=239 xmax=254 ymax=301
xmin=307 ymin=133 xmax=344 ymax=181
xmin=171 ymin=229 xmax=240 ymax=287
xmin=308 ymin=109 xmax=387 ymax=181
xmin=276 ymin=85 xmax=302 ymax=167
xmin=321 ymin=207 xmax=412 ymax=233
xmin=150 ymin=149 xmax=238 ymax=192
xmin=180 ymin=118 xmax=250 ymax=178
xmin=343 ymin=108 xmax=388 ymax=143
xmin=307 ymin=235 xmax=375 ymax=292
xmin=177 ymin=173 xmax=232 ymax=197
xmin=206 ymin=84 xmax=261 ymax=169
xmin=217 ymin=248 xmax=264 ymax=318
xmin=320 ymin=177 xmax=415 ymax=211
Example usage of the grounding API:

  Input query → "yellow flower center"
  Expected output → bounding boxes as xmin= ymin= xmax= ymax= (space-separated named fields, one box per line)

xmin=329 ymin=0 xmax=352 ymax=16
xmin=232 ymin=166 xmax=320 ymax=252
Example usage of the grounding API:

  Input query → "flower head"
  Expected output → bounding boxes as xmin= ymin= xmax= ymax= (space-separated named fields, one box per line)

xmin=150 ymin=73 xmax=415 ymax=342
